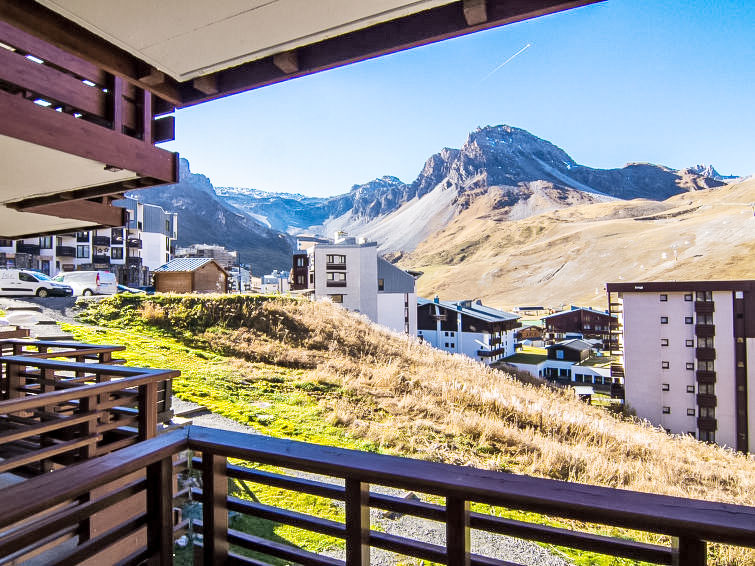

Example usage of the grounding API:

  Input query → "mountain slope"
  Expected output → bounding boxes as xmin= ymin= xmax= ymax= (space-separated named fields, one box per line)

xmin=128 ymin=159 xmax=293 ymax=274
xmin=216 ymin=125 xmax=724 ymax=253
xmin=399 ymin=178 xmax=755 ymax=308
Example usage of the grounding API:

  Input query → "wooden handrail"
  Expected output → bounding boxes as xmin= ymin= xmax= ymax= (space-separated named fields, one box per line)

xmin=0 ymin=339 xmax=126 ymax=351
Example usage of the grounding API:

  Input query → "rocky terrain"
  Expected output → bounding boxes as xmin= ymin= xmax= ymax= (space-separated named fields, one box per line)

xmin=128 ymin=159 xmax=293 ymax=274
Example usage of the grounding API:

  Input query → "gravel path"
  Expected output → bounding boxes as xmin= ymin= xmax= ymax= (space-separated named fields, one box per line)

xmin=1 ymin=296 xmax=572 ymax=565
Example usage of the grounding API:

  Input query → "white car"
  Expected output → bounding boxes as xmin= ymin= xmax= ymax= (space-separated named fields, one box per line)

xmin=0 ymin=269 xmax=73 ymax=297
xmin=52 ymin=270 xmax=117 ymax=296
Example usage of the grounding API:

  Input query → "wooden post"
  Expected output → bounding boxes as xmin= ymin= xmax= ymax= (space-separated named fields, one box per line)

xmin=202 ymin=452 xmax=228 ymax=565
xmin=147 ymin=456 xmax=174 ymax=565
xmin=79 ymin=394 xmax=98 ymax=459
xmin=446 ymin=496 xmax=471 ymax=566
xmin=344 ymin=479 xmax=370 ymax=566
xmin=139 ymin=381 xmax=158 ymax=441
xmin=673 ymin=536 xmax=707 ymax=566
xmin=111 ymin=76 xmax=123 ymax=134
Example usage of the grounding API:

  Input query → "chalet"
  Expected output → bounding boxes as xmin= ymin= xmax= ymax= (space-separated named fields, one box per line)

xmin=153 ymin=258 xmax=228 ymax=293
xmin=417 ymin=297 xmax=520 ymax=364
xmin=0 ymin=2 xmax=747 ymax=565
xmin=542 ymin=306 xmax=615 ymax=348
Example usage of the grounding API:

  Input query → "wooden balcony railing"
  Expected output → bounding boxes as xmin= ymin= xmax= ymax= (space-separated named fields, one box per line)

xmin=1 ymin=426 xmax=753 ymax=566
xmin=0 ymin=356 xmax=177 ymax=475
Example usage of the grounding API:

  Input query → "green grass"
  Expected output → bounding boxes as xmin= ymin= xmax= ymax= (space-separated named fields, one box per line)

xmin=501 ymin=352 xmax=547 ymax=364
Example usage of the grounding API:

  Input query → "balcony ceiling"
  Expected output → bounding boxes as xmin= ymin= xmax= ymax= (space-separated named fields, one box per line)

xmin=35 ymin=0 xmax=457 ymax=82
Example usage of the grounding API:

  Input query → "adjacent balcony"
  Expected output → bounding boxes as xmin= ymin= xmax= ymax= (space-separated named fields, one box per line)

xmin=111 ymin=230 xmax=125 ymax=244
xmin=696 ymin=394 xmax=717 ymax=408
xmin=695 ymin=324 xmax=715 ymax=337
xmin=92 ymin=254 xmax=111 ymax=265
xmin=697 ymin=416 xmax=717 ymax=431
xmin=127 ymin=238 xmax=142 ymax=248
xmin=326 ymin=262 xmax=347 ymax=270
xmin=0 ymin=240 xmax=13 ymax=248
xmin=76 ymin=233 xmax=90 ymax=243
xmin=326 ymin=280 xmax=347 ymax=287
xmin=92 ymin=235 xmax=111 ymax=246
xmin=694 ymin=301 xmax=715 ymax=314
xmin=477 ymin=347 xmax=506 ymax=358
xmin=696 ymin=370 xmax=716 ymax=384
xmin=696 ymin=347 xmax=716 ymax=361
xmin=15 ymin=242 xmax=40 ymax=255
xmin=126 ymin=256 xmax=143 ymax=267
xmin=56 ymin=246 xmax=76 ymax=257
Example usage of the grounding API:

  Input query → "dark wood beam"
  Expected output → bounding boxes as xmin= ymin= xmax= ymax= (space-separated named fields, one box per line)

xmin=180 ymin=0 xmax=601 ymax=107
xmin=192 ymin=75 xmax=218 ymax=95
xmin=0 ymin=88 xmax=177 ymax=183
xmin=0 ymin=0 xmax=181 ymax=104
xmin=17 ymin=199 xmax=129 ymax=227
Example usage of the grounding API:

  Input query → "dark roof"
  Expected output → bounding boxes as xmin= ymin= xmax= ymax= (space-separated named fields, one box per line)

xmin=154 ymin=258 xmax=224 ymax=273
xmin=542 ymin=307 xmax=612 ymax=320
xmin=546 ymin=339 xmax=594 ymax=352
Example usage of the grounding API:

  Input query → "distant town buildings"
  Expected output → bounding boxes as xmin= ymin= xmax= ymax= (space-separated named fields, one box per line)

xmin=291 ymin=233 xmax=417 ymax=335
xmin=417 ymin=297 xmax=520 ymax=364
xmin=542 ymin=306 xmax=614 ymax=349
xmin=260 ymin=270 xmax=290 ymax=294
xmin=607 ymin=280 xmax=754 ymax=452
xmin=175 ymin=244 xmax=238 ymax=270
xmin=0 ymin=198 xmax=177 ymax=287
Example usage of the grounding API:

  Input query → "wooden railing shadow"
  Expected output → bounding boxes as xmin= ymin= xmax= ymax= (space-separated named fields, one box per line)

xmin=0 ymin=426 xmax=753 ymax=566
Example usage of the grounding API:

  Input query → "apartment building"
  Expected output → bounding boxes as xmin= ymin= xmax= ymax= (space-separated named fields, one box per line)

xmin=417 ymin=297 xmax=521 ymax=364
xmin=542 ymin=307 xmax=614 ymax=348
xmin=0 ymin=198 xmax=177 ymax=286
xmin=291 ymin=234 xmax=417 ymax=335
xmin=175 ymin=244 xmax=238 ymax=270
xmin=607 ymin=281 xmax=754 ymax=452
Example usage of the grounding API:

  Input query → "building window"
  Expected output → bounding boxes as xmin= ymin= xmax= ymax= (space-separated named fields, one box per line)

xmin=697 ymin=313 xmax=713 ymax=325
xmin=696 ymin=290 xmax=713 ymax=302
xmin=700 ymin=431 xmax=715 ymax=443
xmin=661 ymin=361 xmax=670 ymax=369
xmin=686 ymin=362 xmax=695 ymax=370
xmin=39 ymin=236 xmax=53 ymax=249
xmin=326 ymin=254 xmax=346 ymax=265
xmin=661 ymin=339 xmax=669 ymax=346
xmin=329 ymin=294 xmax=343 ymax=303
xmin=660 ymin=316 xmax=668 ymax=324
xmin=685 ymin=339 xmax=694 ymax=347
xmin=556 ymin=350 xmax=564 ymax=359
xmin=699 ymin=383 xmax=714 ymax=394
xmin=684 ymin=316 xmax=693 ymax=324
xmin=76 ymin=245 xmax=90 ymax=258
xmin=662 ymin=406 xmax=671 ymax=414
xmin=687 ymin=408 xmax=696 ymax=416
xmin=326 ymin=272 xmax=346 ymax=282
xmin=661 ymin=383 xmax=670 ymax=391
xmin=698 ymin=336 xmax=714 ymax=348
xmin=684 ymin=293 xmax=693 ymax=301
xmin=735 ymin=291 xmax=744 ymax=299
xmin=295 ymin=256 xmax=306 ymax=267
xmin=686 ymin=385 xmax=695 ymax=393
xmin=111 ymin=247 xmax=124 ymax=260
xmin=378 ymin=278 xmax=384 ymax=291
xmin=76 ymin=231 xmax=89 ymax=242
xmin=444 ymin=331 xmax=449 ymax=336
xmin=660 ymin=294 xmax=668 ymax=302
xmin=698 ymin=360 xmax=714 ymax=371
xmin=444 ymin=343 xmax=449 ymax=348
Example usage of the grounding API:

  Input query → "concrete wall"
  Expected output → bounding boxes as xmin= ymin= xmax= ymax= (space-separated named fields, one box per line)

xmin=749 ymin=337 xmax=755 ymax=453
xmin=377 ymin=292 xmax=417 ymax=335
xmin=714 ymin=291 xmax=736 ymax=448
xmin=140 ymin=232 xmax=170 ymax=271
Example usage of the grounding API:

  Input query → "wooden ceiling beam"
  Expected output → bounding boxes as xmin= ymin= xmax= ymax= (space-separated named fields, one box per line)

xmin=17 ymin=199 xmax=128 ymax=227
xmin=463 ymin=0 xmax=488 ymax=26
xmin=273 ymin=51 xmax=299 ymax=74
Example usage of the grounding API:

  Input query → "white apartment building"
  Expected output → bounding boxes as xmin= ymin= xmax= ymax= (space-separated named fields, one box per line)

xmin=417 ymin=297 xmax=520 ymax=364
xmin=291 ymin=234 xmax=417 ymax=335
xmin=607 ymin=281 xmax=754 ymax=452
xmin=260 ymin=270 xmax=290 ymax=294
xmin=0 ymin=198 xmax=177 ymax=286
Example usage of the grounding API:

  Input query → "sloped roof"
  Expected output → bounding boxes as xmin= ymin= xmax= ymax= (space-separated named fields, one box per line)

xmin=418 ymin=298 xmax=519 ymax=323
xmin=542 ymin=307 xmax=612 ymax=320
xmin=154 ymin=257 xmax=224 ymax=273
xmin=546 ymin=339 xmax=594 ymax=352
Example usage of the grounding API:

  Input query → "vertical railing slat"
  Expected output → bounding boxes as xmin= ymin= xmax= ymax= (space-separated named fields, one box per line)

xmin=344 ymin=478 xmax=370 ymax=566
xmin=202 ymin=452 xmax=229 ymax=565
xmin=446 ymin=496 xmax=471 ymax=566
xmin=147 ymin=456 xmax=174 ymax=565
xmin=138 ymin=381 xmax=157 ymax=441
xmin=673 ymin=536 xmax=707 ymax=566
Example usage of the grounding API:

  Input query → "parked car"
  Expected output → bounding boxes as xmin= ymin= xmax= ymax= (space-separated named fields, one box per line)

xmin=52 ymin=270 xmax=117 ymax=296
xmin=0 ymin=269 xmax=73 ymax=297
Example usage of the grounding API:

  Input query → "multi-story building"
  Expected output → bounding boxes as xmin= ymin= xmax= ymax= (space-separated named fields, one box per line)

xmin=542 ymin=306 xmax=614 ymax=348
xmin=417 ymin=297 xmax=521 ymax=364
xmin=607 ymin=281 xmax=754 ymax=452
xmin=260 ymin=270 xmax=290 ymax=294
xmin=291 ymin=233 xmax=417 ymax=335
xmin=175 ymin=244 xmax=238 ymax=270
xmin=0 ymin=198 xmax=177 ymax=286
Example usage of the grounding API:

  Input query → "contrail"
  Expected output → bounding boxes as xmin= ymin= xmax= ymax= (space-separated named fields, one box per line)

xmin=480 ymin=43 xmax=532 ymax=82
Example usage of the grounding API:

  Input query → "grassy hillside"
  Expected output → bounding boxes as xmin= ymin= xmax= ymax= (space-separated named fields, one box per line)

xmin=399 ymin=179 xmax=755 ymax=308
xmin=71 ymin=294 xmax=755 ymax=565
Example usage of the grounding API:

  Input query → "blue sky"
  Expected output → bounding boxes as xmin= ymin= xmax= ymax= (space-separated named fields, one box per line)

xmin=161 ymin=0 xmax=755 ymax=197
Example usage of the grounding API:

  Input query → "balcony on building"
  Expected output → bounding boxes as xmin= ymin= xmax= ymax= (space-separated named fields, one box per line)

xmin=111 ymin=230 xmax=125 ymax=244
xmin=0 ymin=240 xmax=13 ymax=248
xmin=326 ymin=280 xmax=347 ymax=287
xmin=694 ymin=324 xmax=715 ymax=337
xmin=76 ymin=232 xmax=90 ymax=243
xmin=56 ymin=246 xmax=76 ymax=257
xmin=92 ymin=254 xmax=111 ymax=265
xmin=127 ymin=238 xmax=143 ymax=249
xmin=697 ymin=416 xmax=717 ymax=431
xmin=696 ymin=394 xmax=717 ymax=408
xmin=15 ymin=242 xmax=40 ymax=255
xmin=694 ymin=301 xmax=715 ymax=314
xmin=126 ymin=256 xmax=143 ymax=267
xmin=92 ymin=235 xmax=111 ymax=247
xmin=695 ymin=347 xmax=716 ymax=361
xmin=696 ymin=370 xmax=716 ymax=384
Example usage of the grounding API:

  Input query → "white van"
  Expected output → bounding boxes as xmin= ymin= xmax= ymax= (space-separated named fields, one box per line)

xmin=52 ymin=270 xmax=117 ymax=296
xmin=0 ymin=269 xmax=73 ymax=297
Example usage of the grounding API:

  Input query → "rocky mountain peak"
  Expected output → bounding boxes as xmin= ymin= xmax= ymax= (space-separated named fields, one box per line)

xmin=681 ymin=164 xmax=723 ymax=180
